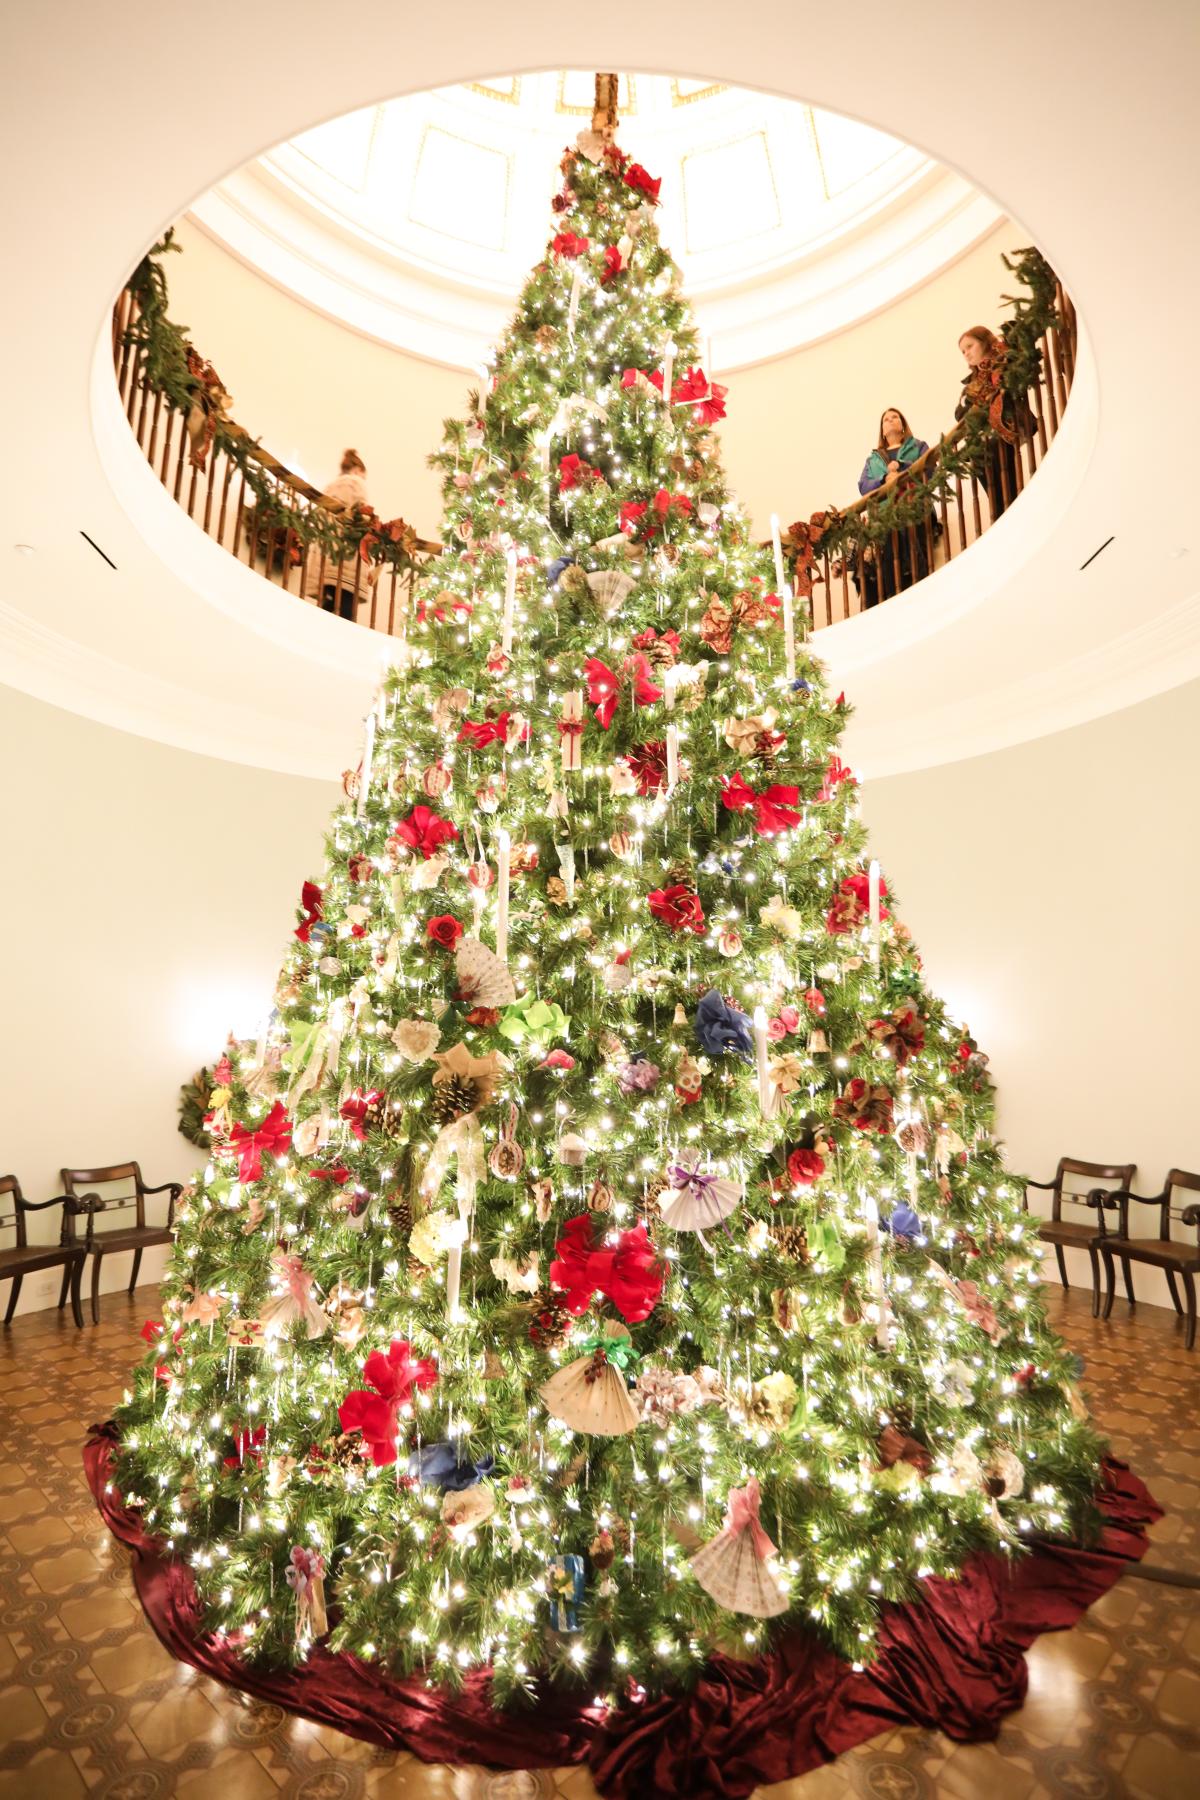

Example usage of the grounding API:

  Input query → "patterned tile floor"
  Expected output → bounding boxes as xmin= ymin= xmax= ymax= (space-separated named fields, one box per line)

xmin=0 ymin=1286 xmax=1197 ymax=1799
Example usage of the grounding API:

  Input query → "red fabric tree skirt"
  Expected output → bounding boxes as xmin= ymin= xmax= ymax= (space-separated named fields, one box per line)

xmin=85 ymin=1423 xmax=1160 ymax=1799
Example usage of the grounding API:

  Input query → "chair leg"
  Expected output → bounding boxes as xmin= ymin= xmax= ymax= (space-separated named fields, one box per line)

xmin=128 ymin=1248 xmax=143 ymax=1294
xmin=1054 ymin=1242 xmax=1069 ymax=1289
xmin=1101 ymin=1248 xmax=1117 ymax=1320
xmin=1120 ymin=1255 xmax=1135 ymax=1307
xmin=70 ymin=1259 xmax=85 ymax=1329
xmin=1165 ymin=1269 xmax=1184 ymax=1317
xmin=1185 ymin=1273 xmax=1197 ymax=1352
xmin=90 ymin=1253 xmax=103 ymax=1325
xmin=3 ymin=1274 xmax=22 ymax=1324
xmin=1087 ymin=1243 xmax=1102 ymax=1318
xmin=56 ymin=1264 xmax=71 ymax=1311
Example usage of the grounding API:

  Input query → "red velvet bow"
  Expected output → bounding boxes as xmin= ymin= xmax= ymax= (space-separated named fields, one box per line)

xmin=620 ymin=367 xmax=664 ymax=395
xmin=583 ymin=654 xmax=663 ymax=728
xmin=721 ymin=1477 xmax=777 ymax=1560
xmin=618 ymin=499 xmax=648 ymax=536
xmin=457 ymin=712 xmax=512 ymax=749
xmin=601 ymin=244 xmax=624 ymax=284
xmin=549 ymin=1215 xmax=664 ymax=1323
xmin=558 ymin=453 xmax=602 ymax=491
xmin=340 ymin=1090 xmax=383 ymax=1142
xmin=294 ymin=880 xmax=323 ymax=943
xmin=338 ymin=1339 xmax=439 ymax=1467
xmin=623 ymin=162 xmax=661 ymax=204
xmin=227 ymin=1101 xmax=292 ymax=1184
xmin=720 ymin=771 xmax=803 ymax=836
xmin=817 ymin=755 xmax=858 ymax=803
xmin=393 ymin=805 xmax=460 ymax=861
xmin=671 ymin=367 xmax=729 ymax=424
xmin=552 ymin=231 xmax=590 ymax=258
xmin=652 ymin=488 xmax=693 ymax=525
xmin=312 ymin=1165 xmax=352 ymax=1185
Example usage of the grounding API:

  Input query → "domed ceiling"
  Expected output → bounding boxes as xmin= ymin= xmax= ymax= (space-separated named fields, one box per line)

xmin=190 ymin=71 xmax=1000 ymax=367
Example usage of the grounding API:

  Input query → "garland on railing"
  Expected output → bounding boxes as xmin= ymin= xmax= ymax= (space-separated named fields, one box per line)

xmin=783 ymin=247 xmax=1062 ymax=591
xmin=122 ymin=232 xmax=424 ymax=575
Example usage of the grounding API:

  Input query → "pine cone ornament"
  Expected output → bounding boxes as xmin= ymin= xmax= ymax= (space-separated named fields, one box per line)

xmin=587 ymin=1176 xmax=614 ymax=1214
xmin=664 ymin=858 xmax=694 ymax=888
xmin=489 ymin=1106 xmax=525 ymax=1181
xmin=386 ymin=1192 xmax=413 ymax=1235
xmin=643 ymin=1174 xmax=669 ymax=1216
xmin=431 ymin=1074 xmax=479 ymax=1125
xmin=770 ymin=1222 xmax=810 ymax=1262
xmin=363 ymin=1092 xmax=403 ymax=1139
xmin=527 ymin=1287 xmax=572 ymax=1350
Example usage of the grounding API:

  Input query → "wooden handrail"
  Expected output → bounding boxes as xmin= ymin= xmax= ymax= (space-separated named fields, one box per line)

xmin=111 ymin=263 xmax=1076 ymax=637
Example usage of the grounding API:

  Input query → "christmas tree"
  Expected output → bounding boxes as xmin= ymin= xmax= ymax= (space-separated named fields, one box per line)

xmin=114 ymin=87 xmax=1102 ymax=1707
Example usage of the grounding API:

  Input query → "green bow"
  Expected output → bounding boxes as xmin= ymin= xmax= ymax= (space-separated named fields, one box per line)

xmin=498 ymin=993 xmax=570 ymax=1046
xmin=575 ymin=1332 xmax=640 ymax=1372
xmin=283 ymin=1019 xmax=323 ymax=1073
xmin=807 ymin=1216 xmax=846 ymax=1272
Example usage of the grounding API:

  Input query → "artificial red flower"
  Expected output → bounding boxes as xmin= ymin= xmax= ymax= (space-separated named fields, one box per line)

xmin=226 ymin=1101 xmax=292 ymax=1184
xmin=671 ymin=366 xmax=728 ymax=424
xmin=620 ymin=366 xmax=663 ymax=395
xmin=394 ymin=804 xmax=460 ymax=861
xmin=803 ymin=987 xmax=827 ymax=1016
xmin=601 ymin=244 xmax=624 ymax=284
xmin=768 ymin=1006 xmax=802 ymax=1041
xmin=540 ymin=1048 xmax=576 ymax=1071
xmin=817 ymin=754 xmax=858 ymax=804
xmin=623 ymin=162 xmax=662 ymax=204
xmin=868 ymin=1005 xmax=926 ymax=1066
xmin=558 ymin=452 xmax=602 ymax=491
xmin=338 ymin=1339 xmax=439 ymax=1467
xmin=213 ymin=1054 xmax=232 ymax=1086
xmin=826 ymin=871 xmax=888 ymax=935
xmin=627 ymin=740 xmax=668 ymax=795
xmin=340 ymin=1089 xmax=384 ymax=1141
xmin=632 ymin=627 xmax=680 ymax=662
xmin=583 ymin=653 xmax=662 ymax=728
xmin=464 ymin=1005 xmax=501 ymax=1028
xmin=294 ymin=880 xmax=323 ymax=943
xmin=832 ymin=1078 xmax=894 ymax=1135
xmin=647 ymin=884 xmax=705 ymax=935
xmin=720 ymin=771 xmax=803 ymax=836
xmin=223 ymin=1425 xmax=267 ymax=1470
xmin=619 ymin=499 xmax=648 ymax=536
xmin=549 ymin=1215 xmax=664 ymax=1322
xmin=426 ymin=914 xmax=464 ymax=951
xmin=552 ymin=231 xmax=590 ymax=258
xmin=652 ymin=487 xmax=693 ymax=525
xmin=786 ymin=1147 xmax=826 ymax=1186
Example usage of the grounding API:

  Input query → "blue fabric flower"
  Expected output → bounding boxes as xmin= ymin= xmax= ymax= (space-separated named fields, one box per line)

xmin=407 ymin=1441 xmax=496 ymax=1491
xmin=791 ymin=678 xmax=811 ymax=694
xmin=694 ymin=989 xmax=754 ymax=1062
xmin=546 ymin=556 xmax=577 ymax=589
xmin=883 ymin=1204 xmax=923 ymax=1240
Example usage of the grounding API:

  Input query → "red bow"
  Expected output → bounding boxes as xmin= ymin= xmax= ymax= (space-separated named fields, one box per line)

xmin=623 ymin=162 xmax=662 ymax=204
xmin=671 ymin=367 xmax=729 ymax=424
xmin=817 ymin=755 xmax=857 ymax=803
xmin=583 ymin=653 xmax=662 ymax=728
xmin=312 ymin=1165 xmax=351 ymax=1185
xmin=558 ymin=453 xmax=602 ymax=491
xmin=457 ymin=712 xmax=512 ymax=749
xmin=601 ymin=244 xmax=624 ymax=285
xmin=552 ymin=231 xmax=590 ymax=259
xmin=338 ymin=1339 xmax=439 ymax=1467
xmin=227 ymin=1100 xmax=292 ymax=1183
xmin=549 ymin=1215 xmax=664 ymax=1323
xmin=294 ymin=880 xmax=323 ymax=943
xmin=618 ymin=499 xmax=648 ymax=536
xmin=340 ymin=1089 xmax=383 ymax=1142
xmin=620 ymin=367 xmax=664 ymax=396
xmin=393 ymin=804 xmax=460 ymax=861
xmin=720 ymin=771 xmax=803 ymax=836
xmin=652 ymin=487 xmax=693 ymax=525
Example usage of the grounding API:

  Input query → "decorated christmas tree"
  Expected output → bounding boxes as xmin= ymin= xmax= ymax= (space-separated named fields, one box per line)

xmin=114 ymin=86 xmax=1102 ymax=1706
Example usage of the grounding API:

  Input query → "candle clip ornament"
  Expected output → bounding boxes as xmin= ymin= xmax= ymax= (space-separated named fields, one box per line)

xmin=559 ymin=690 xmax=584 ymax=773
xmin=356 ymin=709 xmax=376 ymax=822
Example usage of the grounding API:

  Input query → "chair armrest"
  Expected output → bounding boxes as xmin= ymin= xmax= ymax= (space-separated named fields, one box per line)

xmin=14 ymin=1193 xmax=77 ymax=1212
xmin=141 ymin=1178 xmax=184 ymax=1228
xmin=1084 ymin=1186 xmax=1127 ymax=1210
xmin=1025 ymin=1179 xmax=1057 ymax=1190
xmin=1181 ymin=1205 xmax=1200 ymax=1232
xmin=68 ymin=1192 xmax=107 ymax=1244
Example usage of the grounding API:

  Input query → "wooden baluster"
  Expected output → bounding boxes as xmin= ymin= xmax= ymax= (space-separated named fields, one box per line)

xmin=968 ymin=469 xmax=984 ymax=543
xmin=134 ymin=355 xmax=153 ymax=444
xmin=202 ymin=444 xmax=219 ymax=535
xmin=145 ymin=391 xmax=162 ymax=477
xmin=279 ymin=493 xmax=293 ymax=592
xmin=386 ymin=567 xmax=398 ymax=637
xmin=315 ymin=548 xmax=328 ymax=610
xmin=1040 ymin=334 xmax=1060 ymax=436
xmin=1031 ymin=360 xmax=1049 ymax=460
xmin=352 ymin=551 xmax=364 ymax=623
xmin=231 ymin=473 xmax=247 ymax=560
xmin=938 ymin=476 xmax=951 ymax=562
xmin=1055 ymin=282 xmax=1076 ymax=390
xmin=216 ymin=456 xmax=234 ymax=548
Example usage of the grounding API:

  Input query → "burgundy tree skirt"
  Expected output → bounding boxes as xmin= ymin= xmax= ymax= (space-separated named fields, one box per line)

xmin=85 ymin=1423 xmax=1161 ymax=1799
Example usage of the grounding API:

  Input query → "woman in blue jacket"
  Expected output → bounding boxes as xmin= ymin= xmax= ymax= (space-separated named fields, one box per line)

xmin=858 ymin=408 xmax=929 ymax=495
xmin=854 ymin=408 xmax=932 ymax=606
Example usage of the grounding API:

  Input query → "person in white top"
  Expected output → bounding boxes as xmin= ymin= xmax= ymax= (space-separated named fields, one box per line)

xmin=305 ymin=449 xmax=370 ymax=620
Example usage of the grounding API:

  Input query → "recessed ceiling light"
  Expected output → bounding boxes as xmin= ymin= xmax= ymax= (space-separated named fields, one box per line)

xmin=13 ymin=543 xmax=35 ymax=556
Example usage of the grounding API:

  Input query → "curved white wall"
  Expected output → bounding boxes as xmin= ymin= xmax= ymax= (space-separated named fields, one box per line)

xmin=169 ymin=212 xmax=1014 ymax=538
xmin=5 ymin=676 xmax=1196 ymax=1314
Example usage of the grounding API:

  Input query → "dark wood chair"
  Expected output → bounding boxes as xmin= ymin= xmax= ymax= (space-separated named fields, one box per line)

xmin=0 ymin=1175 xmax=87 ymax=1328
xmin=1099 ymin=1170 xmax=1200 ymax=1349
xmin=60 ymin=1162 xmax=182 ymax=1324
xmin=1024 ymin=1157 xmax=1136 ymax=1316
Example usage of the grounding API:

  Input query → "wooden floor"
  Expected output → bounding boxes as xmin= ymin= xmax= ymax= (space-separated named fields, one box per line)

xmin=0 ymin=1285 xmax=1197 ymax=1799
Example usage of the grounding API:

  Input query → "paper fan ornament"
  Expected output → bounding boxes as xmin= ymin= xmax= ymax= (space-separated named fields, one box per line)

xmin=454 ymin=936 xmax=516 ymax=1008
xmin=659 ymin=1153 xmax=742 ymax=1233
xmin=539 ymin=1322 xmax=640 ymax=1437
xmin=586 ymin=569 xmax=636 ymax=616
xmin=689 ymin=1476 xmax=789 ymax=1618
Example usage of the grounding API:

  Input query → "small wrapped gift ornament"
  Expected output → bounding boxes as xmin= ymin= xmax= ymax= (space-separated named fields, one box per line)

xmin=547 ymin=1552 xmax=587 ymax=1632
xmin=559 ymin=690 xmax=584 ymax=772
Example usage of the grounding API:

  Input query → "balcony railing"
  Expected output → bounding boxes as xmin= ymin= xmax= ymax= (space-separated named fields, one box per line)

xmin=110 ymin=256 xmax=1076 ymax=637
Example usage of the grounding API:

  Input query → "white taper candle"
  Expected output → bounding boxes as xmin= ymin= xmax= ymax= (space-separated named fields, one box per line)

xmin=495 ymin=828 xmax=511 ymax=964
xmin=770 ymin=512 xmax=786 ymax=595
xmin=356 ymin=710 xmax=376 ymax=820
xmin=502 ymin=547 xmax=517 ymax=655
xmin=782 ymin=579 xmax=797 ymax=684
xmin=868 ymin=859 xmax=882 ymax=967
xmin=753 ymin=1005 xmax=774 ymax=1119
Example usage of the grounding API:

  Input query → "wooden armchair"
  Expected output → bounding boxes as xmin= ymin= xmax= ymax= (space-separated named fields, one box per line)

xmin=0 ymin=1175 xmax=87 ymax=1328
xmin=1024 ymin=1156 xmax=1136 ymax=1316
xmin=1099 ymin=1170 xmax=1200 ymax=1349
xmin=60 ymin=1161 xmax=182 ymax=1324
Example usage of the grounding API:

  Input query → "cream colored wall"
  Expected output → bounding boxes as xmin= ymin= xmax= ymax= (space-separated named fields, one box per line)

xmin=169 ymin=215 xmax=1013 ymax=539
xmin=861 ymin=678 xmax=1200 ymax=1312
xmin=0 ymin=687 xmax=334 ymax=1314
xmin=5 ymin=675 xmax=1197 ymax=1321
